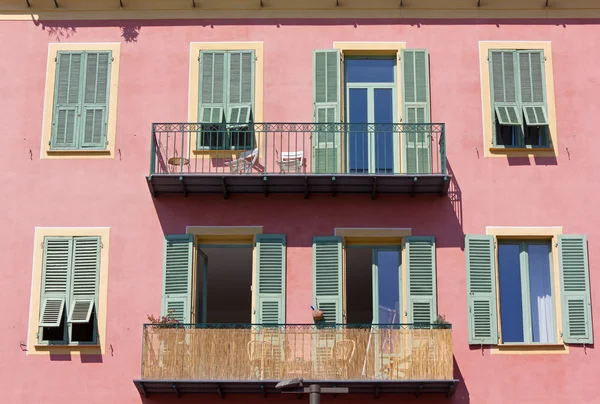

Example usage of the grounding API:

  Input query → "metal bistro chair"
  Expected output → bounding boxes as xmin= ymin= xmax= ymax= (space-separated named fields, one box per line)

xmin=247 ymin=340 xmax=274 ymax=380
xmin=225 ymin=148 xmax=259 ymax=174
xmin=276 ymin=150 xmax=304 ymax=174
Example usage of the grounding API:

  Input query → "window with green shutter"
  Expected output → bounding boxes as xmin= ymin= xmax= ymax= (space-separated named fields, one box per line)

xmin=51 ymin=51 xmax=111 ymax=150
xmin=39 ymin=236 xmax=101 ymax=345
xmin=255 ymin=235 xmax=286 ymax=324
xmin=489 ymin=49 xmax=550 ymax=148
xmin=466 ymin=234 xmax=593 ymax=346
xmin=198 ymin=50 xmax=256 ymax=150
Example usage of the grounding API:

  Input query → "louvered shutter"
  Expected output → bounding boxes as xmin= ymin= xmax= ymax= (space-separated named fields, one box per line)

xmin=51 ymin=52 xmax=83 ymax=150
xmin=558 ymin=235 xmax=593 ymax=344
xmin=67 ymin=237 xmax=100 ymax=323
xmin=518 ymin=50 xmax=549 ymax=126
xmin=405 ymin=236 xmax=437 ymax=324
xmin=313 ymin=237 xmax=343 ymax=324
xmin=401 ymin=49 xmax=432 ymax=174
xmin=312 ymin=50 xmax=341 ymax=174
xmin=198 ymin=51 xmax=227 ymax=148
xmin=465 ymin=235 xmax=498 ymax=345
xmin=489 ymin=50 xmax=521 ymax=128
xmin=80 ymin=52 xmax=111 ymax=149
xmin=39 ymin=237 xmax=71 ymax=327
xmin=227 ymin=50 xmax=254 ymax=124
xmin=255 ymin=235 xmax=286 ymax=324
xmin=162 ymin=235 xmax=194 ymax=323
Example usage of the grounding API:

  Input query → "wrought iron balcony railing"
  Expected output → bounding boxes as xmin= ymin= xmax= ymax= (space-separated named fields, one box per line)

xmin=150 ymin=123 xmax=446 ymax=176
xmin=140 ymin=323 xmax=453 ymax=382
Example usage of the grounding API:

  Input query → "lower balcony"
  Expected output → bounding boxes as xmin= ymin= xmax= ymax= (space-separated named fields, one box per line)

xmin=133 ymin=323 xmax=457 ymax=398
xmin=147 ymin=123 xmax=450 ymax=197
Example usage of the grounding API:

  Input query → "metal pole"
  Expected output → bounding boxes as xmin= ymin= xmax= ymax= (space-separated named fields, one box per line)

xmin=309 ymin=384 xmax=320 ymax=404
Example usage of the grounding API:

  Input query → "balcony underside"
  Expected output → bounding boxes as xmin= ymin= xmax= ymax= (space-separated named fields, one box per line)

xmin=147 ymin=174 xmax=451 ymax=197
xmin=133 ymin=379 xmax=459 ymax=398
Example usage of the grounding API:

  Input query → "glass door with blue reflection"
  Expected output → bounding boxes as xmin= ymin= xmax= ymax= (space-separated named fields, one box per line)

xmin=345 ymin=57 xmax=398 ymax=174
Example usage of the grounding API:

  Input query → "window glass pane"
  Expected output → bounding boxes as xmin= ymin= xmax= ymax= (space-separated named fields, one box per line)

xmin=348 ymin=88 xmax=369 ymax=173
xmin=374 ymin=88 xmax=394 ymax=173
xmin=498 ymin=243 xmax=525 ymax=343
xmin=527 ymin=243 xmax=555 ymax=343
xmin=376 ymin=250 xmax=400 ymax=324
xmin=524 ymin=125 xmax=547 ymax=147
xmin=496 ymin=125 xmax=517 ymax=146
xmin=346 ymin=58 xmax=395 ymax=83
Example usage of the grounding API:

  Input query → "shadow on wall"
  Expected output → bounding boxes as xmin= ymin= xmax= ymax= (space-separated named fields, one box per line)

xmin=31 ymin=17 xmax=141 ymax=43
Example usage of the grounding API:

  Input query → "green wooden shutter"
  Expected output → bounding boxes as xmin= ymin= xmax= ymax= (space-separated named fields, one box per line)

xmin=80 ymin=52 xmax=111 ymax=149
xmin=405 ymin=236 xmax=436 ymax=324
xmin=162 ymin=234 xmax=194 ymax=323
xmin=518 ymin=50 xmax=549 ymax=126
xmin=489 ymin=50 xmax=521 ymax=127
xmin=198 ymin=51 xmax=227 ymax=148
xmin=67 ymin=237 xmax=101 ymax=323
xmin=255 ymin=234 xmax=286 ymax=324
xmin=558 ymin=235 xmax=593 ymax=344
xmin=401 ymin=49 xmax=432 ymax=174
xmin=51 ymin=52 xmax=84 ymax=150
xmin=227 ymin=50 xmax=254 ymax=124
xmin=313 ymin=237 xmax=343 ymax=323
xmin=39 ymin=237 xmax=72 ymax=327
xmin=312 ymin=50 xmax=341 ymax=174
xmin=465 ymin=235 xmax=498 ymax=345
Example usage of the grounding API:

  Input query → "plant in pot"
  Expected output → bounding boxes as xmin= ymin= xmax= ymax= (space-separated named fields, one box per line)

xmin=432 ymin=314 xmax=450 ymax=329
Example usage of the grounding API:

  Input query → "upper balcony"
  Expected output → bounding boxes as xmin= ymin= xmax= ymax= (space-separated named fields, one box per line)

xmin=147 ymin=122 xmax=449 ymax=198
xmin=133 ymin=323 xmax=457 ymax=398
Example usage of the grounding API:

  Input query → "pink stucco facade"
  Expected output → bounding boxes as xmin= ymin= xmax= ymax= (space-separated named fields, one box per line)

xmin=1 ymin=13 xmax=599 ymax=404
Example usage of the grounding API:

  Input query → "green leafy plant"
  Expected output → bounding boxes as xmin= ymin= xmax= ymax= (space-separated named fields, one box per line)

xmin=147 ymin=312 xmax=180 ymax=328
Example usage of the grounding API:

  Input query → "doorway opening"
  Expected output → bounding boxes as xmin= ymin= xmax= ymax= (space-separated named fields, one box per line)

xmin=345 ymin=246 xmax=402 ymax=325
xmin=195 ymin=246 xmax=253 ymax=324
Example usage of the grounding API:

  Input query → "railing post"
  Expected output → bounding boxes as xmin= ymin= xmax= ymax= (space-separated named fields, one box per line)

xmin=441 ymin=124 xmax=447 ymax=174
xmin=149 ymin=125 xmax=156 ymax=175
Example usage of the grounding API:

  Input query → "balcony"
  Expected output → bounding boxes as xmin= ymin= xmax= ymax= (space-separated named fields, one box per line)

xmin=133 ymin=323 xmax=457 ymax=397
xmin=147 ymin=123 xmax=450 ymax=197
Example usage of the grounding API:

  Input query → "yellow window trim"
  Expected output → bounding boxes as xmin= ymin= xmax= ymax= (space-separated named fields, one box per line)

xmin=479 ymin=41 xmax=558 ymax=158
xmin=27 ymin=227 xmax=110 ymax=355
xmin=41 ymin=43 xmax=120 ymax=160
xmin=486 ymin=226 xmax=567 ymax=354
xmin=186 ymin=226 xmax=263 ymax=323
xmin=188 ymin=42 xmax=264 ymax=155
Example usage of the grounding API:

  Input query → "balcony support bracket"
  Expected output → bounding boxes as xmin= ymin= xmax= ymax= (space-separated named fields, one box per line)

xmin=411 ymin=177 xmax=417 ymax=197
xmin=263 ymin=176 xmax=269 ymax=198
xmin=221 ymin=177 xmax=228 ymax=200
xmin=217 ymin=385 xmax=224 ymax=399
xmin=173 ymin=383 xmax=181 ymax=398
xmin=371 ymin=177 xmax=377 ymax=199
xmin=447 ymin=381 xmax=458 ymax=397
xmin=374 ymin=385 xmax=380 ymax=399
xmin=440 ymin=176 xmax=448 ymax=197
xmin=261 ymin=384 xmax=267 ymax=398
xmin=332 ymin=176 xmax=337 ymax=197
xmin=179 ymin=176 xmax=187 ymax=197
xmin=139 ymin=382 xmax=147 ymax=398
xmin=304 ymin=176 xmax=309 ymax=199
xmin=416 ymin=383 xmax=423 ymax=397
xmin=147 ymin=177 xmax=156 ymax=198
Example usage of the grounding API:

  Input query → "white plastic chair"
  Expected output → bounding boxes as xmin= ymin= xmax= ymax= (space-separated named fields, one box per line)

xmin=224 ymin=148 xmax=259 ymax=174
xmin=276 ymin=151 xmax=304 ymax=173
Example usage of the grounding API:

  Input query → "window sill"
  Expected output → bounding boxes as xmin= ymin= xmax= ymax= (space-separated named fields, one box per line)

xmin=30 ymin=343 xmax=102 ymax=355
xmin=491 ymin=343 xmax=568 ymax=355
xmin=44 ymin=149 xmax=112 ymax=159
xmin=489 ymin=147 xmax=556 ymax=157
xmin=34 ymin=344 xmax=100 ymax=348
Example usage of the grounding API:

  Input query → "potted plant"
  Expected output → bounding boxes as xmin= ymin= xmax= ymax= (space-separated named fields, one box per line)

xmin=432 ymin=314 xmax=450 ymax=329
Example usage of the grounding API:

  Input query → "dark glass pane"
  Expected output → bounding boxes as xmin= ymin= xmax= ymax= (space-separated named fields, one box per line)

xmin=230 ymin=126 xmax=254 ymax=150
xmin=201 ymin=124 xmax=227 ymax=149
xmin=348 ymin=88 xmax=369 ymax=173
xmin=42 ymin=314 xmax=65 ymax=342
xmin=527 ymin=243 xmax=555 ymax=343
xmin=71 ymin=308 xmax=96 ymax=343
xmin=498 ymin=243 xmax=525 ymax=343
xmin=377 ymin=250 xmax=400 ymax=324
xmin=524 ymin=125 xmax=547 ymax=147
xmin=495 ymin=124 xmax=517 ymax=146
xmin=374 ymin=88 xmax=394 ymax=173
xmin=346 ymin=58 xmax=395 ymax=83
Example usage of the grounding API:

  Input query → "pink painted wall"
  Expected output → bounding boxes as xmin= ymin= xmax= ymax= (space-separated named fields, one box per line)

xmin=1 ymin=17 xmax=599 ymax=404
